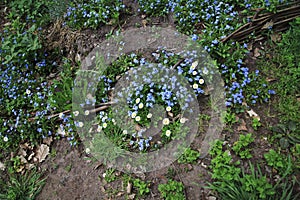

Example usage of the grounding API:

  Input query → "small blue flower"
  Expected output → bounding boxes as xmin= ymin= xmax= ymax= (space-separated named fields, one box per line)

xmin=268 ymin=89 xmax=276 ymax=95
xmin=192 ymin=34 xmax=198 ymax=41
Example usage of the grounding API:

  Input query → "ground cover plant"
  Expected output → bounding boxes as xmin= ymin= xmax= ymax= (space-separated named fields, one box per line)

xmin=0 ymin=0 xmax=300 ymax=199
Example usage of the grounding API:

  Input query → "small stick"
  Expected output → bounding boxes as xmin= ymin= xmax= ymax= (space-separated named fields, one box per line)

xmin=171 ymin=58 xmax=185 ymax=70
xmin=28 ymin=102 xmax=116 ymax=121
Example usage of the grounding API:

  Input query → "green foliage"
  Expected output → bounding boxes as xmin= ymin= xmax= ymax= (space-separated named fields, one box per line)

xmin=90 ymin=132 xmax=126 ymax=165
xmin=261 ymin=17 xmax=300 ymax=122
xmin=103 ymin=168 xmax=117 ymax=183
xmin=270 ymin=121 xmax=300 ymax=150
xmin=264 ymin=149 xmax=284 ymax=168
xmin=229 ymin=0 xmax=289 ymax=12
xmin=222 ymin=110 xmax=238 ymax=126
xmin=121 ymin=173 xmax=151 ymax=197
xmin=158 ymin=180 xmax=186 ymax=200
xmin=264 ymin=150 xmax=292 ymax=175
xmin=1 ymin=3 xmax=300 ymax=200
xmin=209 ymin=140 xmax=241 ymax=182
xmin=232 ymin=133 xmax=254 ymax=159
xmin=252 ymin=118 xmax=262 ymax=130
xmin=276 ymin=17 xmax=300 ymax=96
xmin=8 ymin=0 xmax=63 ymax=25
xmin=161 ymin=121 xmax=189 ymax=144
xmin=0 ymin=168 xmax=45 ymax=200
xmin=277 ymin=18 xmax=300 ymax=72
xmin=0 ymin=19 xmax=42 ymax=65
xmin=271 ymin=176 xmax=300 ymax=200
xmin=95 ymin=53 xmax=139 ymax=107
xmin=49 ymin=59 xmax=75 ymax=112
xmin=291 ymin=144 xmax=300 ymax=169
xmin=241 ymin=163 xmax=275 ymax=199
xmin=207 ymin=162 xmax=275 ymax=200
xmin=166 ymin=168 xmax=177 ymax=179
xmin=208 ymin=158 xmax=298 ymax=200
xmin=0 ymin=18 xmax=58 ymax=150
xmin=133 ymin=178 xmax=150 ymax=196
xmin=177 ymin=147 xmax=200 ymax=164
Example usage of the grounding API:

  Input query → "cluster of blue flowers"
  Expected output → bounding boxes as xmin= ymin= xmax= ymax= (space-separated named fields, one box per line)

xmin=138 ymin=0 xmax=286 ymax=16
xmin=89 ymin=49 xmax=207 ymax=151
xmin=0 ymin=24 xmax=82 ymax=146
xmin=0 ymin=52 xmax=57 ymax=145
xmin=138 ymin=0 xmax=281 ymax=108
xmin=64 ymin=0 xmax=125 ymax=29
xmin=1 ymin=0 xmax=285 ymax=150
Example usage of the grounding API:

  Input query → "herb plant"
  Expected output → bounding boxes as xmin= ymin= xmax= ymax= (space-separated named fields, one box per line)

xmin=158 ymin=179 xmax=186 ymax=200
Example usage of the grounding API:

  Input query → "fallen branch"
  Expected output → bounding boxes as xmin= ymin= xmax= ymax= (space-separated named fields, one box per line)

xmin=28 ymin=101 xmax=116 ymax=122
xmin=221 ymin=2 xmax=300 ymax=43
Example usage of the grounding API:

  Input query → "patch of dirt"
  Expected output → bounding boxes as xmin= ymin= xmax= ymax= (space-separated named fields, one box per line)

xmin=37 ymin=139 xmax=106 ymax=200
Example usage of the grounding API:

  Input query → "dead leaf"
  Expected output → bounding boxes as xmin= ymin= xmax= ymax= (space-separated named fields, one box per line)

xmin=20 ymin=155 xmax=28 ymax=164
xmin=135 ymin=171 xmax=146 ymax=180
xmin=266 ymin=53 xmax=272 ymax=59
xmin=167 ymin=112 xmax=174 ymax=118
xmin=247 ymin=109 xmax=260 ymax=121
xmin=4 ymin=22 xmax=11 ymax=26
xmin=266 ymin=77 xmax=276 ymax=82
xmin=20 ymin=143 xmax=32 ymax=150
xmin=135 ymin=124 xmax=142 ymax=132
xmin=100 ymin=186 xmax=106 ymax=193
xmin=200 ymin=162 xmax=207 ymax=168
xmin=128 ymin=194 xmax=136 ymax=200
xmin=35 ymin=144 xmax=50 ymax=163
xmin=16 ymin=165 xmax=24 ymax=173
xmin=0 ymin=162 xmax=5 ymax=171
xmin=28 ymin=152 xmax=35 ymax=161
xmin=93 ymin=162 xmax=102 ymax=170
xmin=25 ymin=163 xmax=35 ymax=170
xmin=75 ymin=53 xmax=81 ymax=63
xmin=116 ymin=192 xmax=124 ymax=197
xmin=126 ymin=182 xmax=132 ymax=194
xmin=43 ymin=136 xmax=53 ymax=145
xmin=247 ymin=43 xmax=253 ymax=51
xmin=208 ymin=196 xmax=217 ymax=200
xmin=237 ymin=119 xmax=248 ymax=131
xmin=115 ymin=171 xmax=122 ymax=176
xmin=57 ymin=127 xmax=66 ymax=137
xmin=142 ymin=19 xmax=147 ymax=27
xmin=204 ymin=86 xmax=214 ymax=95
xmin=18 ymin=149 xmax=27 ymax=157
xmin=254 ymin=48 xmax=261 ymax=58
xmin=187 ymin=164 xmax=193 ymax=171
xmin=270 ymin=33 xmax=281 ymax=42
xmin=262 ymin=21 xmax=274 ymax=29
xmin=107 ymin=18 xmax=117 ymax=25
xmin=297 ymin=97 xmax=300 ymax=102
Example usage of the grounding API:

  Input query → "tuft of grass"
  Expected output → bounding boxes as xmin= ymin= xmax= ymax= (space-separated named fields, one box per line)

xmin=0 ymin=168 xmax=46 ymax=200
xmin=259 ymin=18 xmax=300 ymax=122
